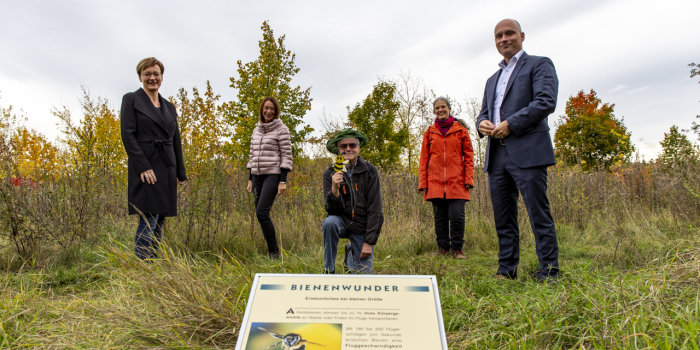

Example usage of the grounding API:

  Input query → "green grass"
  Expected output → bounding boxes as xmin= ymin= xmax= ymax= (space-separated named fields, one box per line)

xmin=1 ymin=162 xmax=698 ymax=348
xmin=1 ymin=210 xmax=698 ymax=349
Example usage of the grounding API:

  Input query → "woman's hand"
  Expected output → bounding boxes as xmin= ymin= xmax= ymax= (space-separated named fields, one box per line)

xmin=140 ymin=169 xmax=157 ymax=184
xmin=247 ymin=180 xmax=253 ymax=193
xmin=278 ymin=182 xmax=287 ymax=195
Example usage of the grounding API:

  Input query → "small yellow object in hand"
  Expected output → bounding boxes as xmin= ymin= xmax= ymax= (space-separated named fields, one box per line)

xmin=333 ymin=155 xmax=349 ymax=173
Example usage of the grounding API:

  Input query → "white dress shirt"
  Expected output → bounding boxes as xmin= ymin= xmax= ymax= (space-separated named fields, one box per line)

xmin=493 ymin=50 xmax=525 ymax=126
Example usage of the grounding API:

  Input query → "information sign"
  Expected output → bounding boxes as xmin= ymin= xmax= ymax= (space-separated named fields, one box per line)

xmin=235 ymin=274 xmax=447 ymax=350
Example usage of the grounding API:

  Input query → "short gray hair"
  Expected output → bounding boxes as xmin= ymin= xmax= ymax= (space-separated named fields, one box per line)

xmin=433 ymin=96 xmax=451 ymax=110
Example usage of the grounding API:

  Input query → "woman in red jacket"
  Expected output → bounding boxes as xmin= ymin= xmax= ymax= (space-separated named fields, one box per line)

xmin=418 ymin=97 xmax=474 ymax=258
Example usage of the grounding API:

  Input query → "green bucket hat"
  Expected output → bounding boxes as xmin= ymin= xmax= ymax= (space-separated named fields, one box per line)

xmin=326 ymin=128 xmax=369 ymax=155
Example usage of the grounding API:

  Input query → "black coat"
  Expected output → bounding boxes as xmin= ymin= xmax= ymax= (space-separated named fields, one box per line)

xmin=323 ymin=156 xmax=383 ymax=245
xmin=120 ymin=88 xmax=187 ymax=216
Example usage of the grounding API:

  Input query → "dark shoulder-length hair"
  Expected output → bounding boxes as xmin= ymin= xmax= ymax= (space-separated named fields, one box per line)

xmin=259 ymin=97 xmax=281 ymax=122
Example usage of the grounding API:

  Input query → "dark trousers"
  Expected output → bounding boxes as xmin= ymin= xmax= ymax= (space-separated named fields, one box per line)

xmin=252 ymin=174 xmax=280 ymax=255
xmin=488 ymin=142 xmax=559 ymax=279
xmin=135 ymin=214 xmax=165 ymax=260
xmin=430 ymin=198 xmax=466 ymax=251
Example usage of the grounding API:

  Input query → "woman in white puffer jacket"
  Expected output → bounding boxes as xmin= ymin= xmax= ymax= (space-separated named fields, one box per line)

xmin=246 ymin=97 xmax=293 ymax=259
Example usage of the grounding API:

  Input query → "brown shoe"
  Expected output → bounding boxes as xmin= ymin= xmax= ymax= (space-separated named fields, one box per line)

xmin=452 ymin=250 xmax=466 ymax=259
xmin=438 ymin=249 xmax=448 ymax=256
xmin=493 ymin=273 xmax=516 ymax=280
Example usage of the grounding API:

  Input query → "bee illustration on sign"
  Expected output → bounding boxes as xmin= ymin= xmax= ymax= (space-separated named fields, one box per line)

xmin=257 ymin=326 xmax=324 ymax=350
xmin=332 ymin=155 xmax=348 ymax=173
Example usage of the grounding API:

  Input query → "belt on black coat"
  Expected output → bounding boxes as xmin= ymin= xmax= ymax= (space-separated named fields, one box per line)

xmin=137 ymin=138 xmax=175 ymax=167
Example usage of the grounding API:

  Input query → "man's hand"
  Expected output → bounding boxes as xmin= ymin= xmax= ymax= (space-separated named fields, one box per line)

xmin=491 ymin=120 xmax=510 ymax=139
xmin=247 ymin=180 xmax=253 ymax=193
xmin=478 ymin=120 xmax=495 ymax=136
xmin=331 ymin=172 xmax=343 ymax=197
xmin=278 ymin=182 xmax=287 ymax=195
xmin=360 ymin=243 xmax=373 ymax=259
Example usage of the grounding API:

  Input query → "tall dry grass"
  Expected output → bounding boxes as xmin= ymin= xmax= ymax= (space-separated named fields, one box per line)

xmin=1 ymin=155 xmax=698 ymax=268
xmin=0 ymin=155 xmax=698 ymax=348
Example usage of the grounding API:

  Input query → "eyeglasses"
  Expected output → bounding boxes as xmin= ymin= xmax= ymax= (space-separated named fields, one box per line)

xmin=142 ymin=72 xmax=161 ymax=78
xmin=338 ymin=143 xmax=358 ymax=150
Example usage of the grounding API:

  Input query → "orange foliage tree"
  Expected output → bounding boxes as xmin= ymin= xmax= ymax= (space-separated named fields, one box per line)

xmin=554 ymin=89 xmax=634 ymax=171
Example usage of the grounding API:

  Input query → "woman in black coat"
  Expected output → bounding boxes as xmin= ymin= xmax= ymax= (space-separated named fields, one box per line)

xmin=120 ymin=57 xmax=187 ymax=260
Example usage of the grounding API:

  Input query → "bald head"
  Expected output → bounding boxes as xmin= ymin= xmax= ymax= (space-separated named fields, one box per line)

xmin=495 ymin=19 xmax=522 ymax=32
xmin=494 ymin=18 xmax=525 ymax=63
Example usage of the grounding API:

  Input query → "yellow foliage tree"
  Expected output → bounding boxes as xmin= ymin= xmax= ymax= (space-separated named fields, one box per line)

xmin=0 ymin=102 xmax=59 ymax=181
xmin=55 ymin=87 xmax=126 ymax=181
xmin=174 ymin=81 xmax=226 ymax=175
xmin=10 ymin=127 xmax=61 ymax=182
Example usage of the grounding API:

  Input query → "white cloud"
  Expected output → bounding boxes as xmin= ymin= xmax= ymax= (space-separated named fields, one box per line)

xmin=1 ymin=0 xmax=699 ymax=159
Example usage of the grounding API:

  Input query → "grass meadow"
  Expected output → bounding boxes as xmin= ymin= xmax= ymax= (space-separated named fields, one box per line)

xmin=0 ymin=159 xmax=698 ymax=349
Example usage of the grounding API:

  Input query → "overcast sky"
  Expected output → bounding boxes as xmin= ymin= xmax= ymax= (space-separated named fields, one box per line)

xmin=1 ymin=0 xmax=698 ymax=160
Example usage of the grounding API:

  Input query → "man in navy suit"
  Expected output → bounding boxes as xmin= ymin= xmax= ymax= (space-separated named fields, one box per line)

xmin=476 ymin=19 xmax=559 ymax=281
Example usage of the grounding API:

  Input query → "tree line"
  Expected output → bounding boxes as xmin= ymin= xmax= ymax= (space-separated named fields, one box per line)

xmin=1 ymin=22 xmax=698 ymax=185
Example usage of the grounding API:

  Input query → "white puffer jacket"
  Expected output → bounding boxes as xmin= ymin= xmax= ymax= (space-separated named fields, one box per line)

xmin=247 ymin=118 xmax=293 ymax=175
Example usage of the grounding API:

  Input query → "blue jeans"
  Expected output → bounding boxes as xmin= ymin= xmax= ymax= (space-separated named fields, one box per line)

xmin=135 ymin=214 xmax=165 ymax=260
xmin=322 ymin=215 xmax=373 ymax=273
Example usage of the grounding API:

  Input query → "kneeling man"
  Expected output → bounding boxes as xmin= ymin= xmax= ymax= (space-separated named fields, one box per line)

xmin=322 ymin=128 xmax=383 ymax=274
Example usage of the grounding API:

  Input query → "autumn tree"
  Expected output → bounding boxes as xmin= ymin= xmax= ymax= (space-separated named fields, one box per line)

xmin=395 ymin=72 xmax=432 ymax=170
xmin=0 ymin=102 xmax=60 ymax=181
xmin=0 ymin=103 xmax=18 ymax=175
xmin=224 ymin=21 xmax=313 ymax=163
xmin=10 ymin=127 xmax=60 ymax=181
xmin=690 ymin=62 xmax=699 ymax=80
xmin=554 ymin=89 xmax=634 ymax=170
xmin=461 ymin=97 xmax=485 ymax=168
xmin=56 ymin=87 xmax=125 ymax=180
xmin=690 ymin=62 xmax=700 ymax=141
xmin=658 ymin=125 xmax=697 ymax=170
xmin=174 ymin=81 xmax=226 ymax=174
xmin=347 ymin=80 xmax=409 ymax=170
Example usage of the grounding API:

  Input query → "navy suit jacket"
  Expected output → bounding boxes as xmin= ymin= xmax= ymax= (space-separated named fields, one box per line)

xmin=476 ymin=52 xmax=558 ymax=172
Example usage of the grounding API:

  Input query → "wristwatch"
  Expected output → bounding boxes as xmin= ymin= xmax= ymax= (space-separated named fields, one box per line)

xmin=279 ymin=181 xmax=286 ymax=184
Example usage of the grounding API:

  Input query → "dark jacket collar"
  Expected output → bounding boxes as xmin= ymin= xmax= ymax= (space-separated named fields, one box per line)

xmin=134 ymin=88 xmax=175 ymax=135
xmin=487 ymin=52 xmax=530 ymax=112
xmin=503 ymin=52 xmax=528 ymax=99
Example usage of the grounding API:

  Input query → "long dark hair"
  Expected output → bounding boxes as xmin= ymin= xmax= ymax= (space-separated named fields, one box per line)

xmin=259 ymin=97 xmax=280 ymax=122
